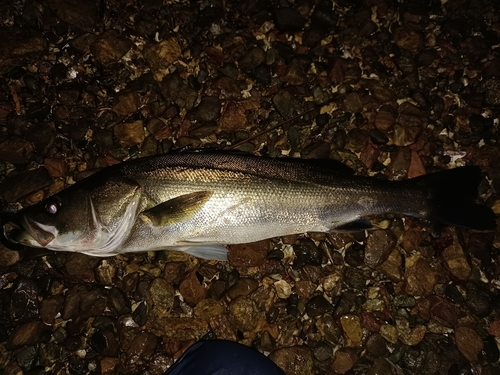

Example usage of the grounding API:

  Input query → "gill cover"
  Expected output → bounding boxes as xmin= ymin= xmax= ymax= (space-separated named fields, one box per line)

xmin=9 ymin=177 xmax=143 ymax=254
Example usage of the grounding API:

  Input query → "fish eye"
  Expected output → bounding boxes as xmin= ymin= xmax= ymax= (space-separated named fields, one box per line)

xmin=45 ymin=197 xmax=62 ymax=215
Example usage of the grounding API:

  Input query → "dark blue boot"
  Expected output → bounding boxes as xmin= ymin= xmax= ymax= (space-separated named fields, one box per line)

xmin=164 ymin=340 xmax=286 ymax=375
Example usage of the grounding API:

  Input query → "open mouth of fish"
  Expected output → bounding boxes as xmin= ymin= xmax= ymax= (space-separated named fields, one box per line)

xmin=1 ymin=216 xmax=54 ymax=249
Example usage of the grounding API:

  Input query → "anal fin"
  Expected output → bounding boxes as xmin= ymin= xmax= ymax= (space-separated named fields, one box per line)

xmin=333 ymin=218 xmax=373 ymax=232
xmin=169 ymin=244 xmax=228 ymax=261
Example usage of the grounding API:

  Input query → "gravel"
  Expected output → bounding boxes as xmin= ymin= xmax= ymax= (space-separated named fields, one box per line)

xmin=0 ymin=0 xmax=499 ymax=374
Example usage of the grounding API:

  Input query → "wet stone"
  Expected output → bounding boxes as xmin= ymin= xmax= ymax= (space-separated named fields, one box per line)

xmin=100 ymin=357 xmax=121 ymax=374
xmin=465 ymin=282 xmax=492 ymax=318
xmin=113 ymin=91 xmax=140 ymax=116
xmin=48 ymin=0 xmax=98 ymax=32
xmin=369 ymin=129 xmax=389 ymax=145
xmin=312 ymin=342 xmax=332 ymax=362
xmin=273 ymin=90 xmax=295 ymax=119
xmin=311 ymin=1 xmax=337 ymax=28
xmin=228 ymin=278 xmax=259 ymax=299
xmin=428 ymin=295 xmax=457 ymax=327
xmin=315 ymin=314 xmax=342 ymax=345
xmin=16 ymin=345 xmax=38 ymax=371
xmin=455 ymin=326 xmax=483 ymax=362
xmin=281 ymin=59 xmax=307 ymax=86
xmin=159 ymin=317 xmax=209 ymax=340
xmin=343 ymin=267 xmax=366 ymax=290
xmin=43 ymin=157 xmax=68 ymax=178
xmin=303 ymin=26 xmax=325 ymax=47
xmin=161 ymin=74 xmax=198 ymax=110
xmin=65 ymin=253 xmax=98 ymax=277
xmin=143 ymin=38 xmax=182 ymax=71
xmin=387 ymin=147 xmax=411 ymax=180
xmin=209 ymin=314 xmax=237 ymax=341
xmin=293 ymin=238 xmax=323 ymax=266
xmin=190 ymin=96 xmax=221 ymax=122
xmin=275 ymin=279 xmax=292 ymax=299
xmin=299 ymin=265 xmax=323 ymax=284
xmin=0 ymin=273 xmax=16 ymax=295
xmin=269 ymin=346 xmax=314 ymax=375
xmin=63 ymin=285 xmax=107 ymax=320
xmin=0 ymin=167 xmax=52 ymax=202
xmin=332 ymin=294 xmax=354 ymax=323
xmin=332 ymin=349 xmax=357 ymax=374
xmin=179 ymin=270 xmax=207 ymax=306
xmin=132 ymin=302 xmax=148 ymax=326
xmin=393 ymin=295 xmax=416 ymax=308
xmin=107 ymin=287 xmax=131 ymax=316
xmin=364 ymin=229 xmax=397 ymax=268
xmin=113 ymin=120 xmax=145 ymax=147
xmin=445 ymin=283 xmax=465 ymax=304
xmin=56 ymin=82 xmax=82 ymax=107
xmin=0 ymin=246 xmax=21 ymax=267
xmin=273 ymin=8 xmax=306 ymax=32
xmin=346 ymin=129 xmax=369 ymax=152
xmin=219 ymin=101 xmax=248 ymax=131
xmin=343 ymin=92 xmax=363 ymax=113
xmin=39 ymin=342 xmax=62 ymax=366
xmin=488 ymin=319 xmax=500 ymax=337
xmin=40 ymin=295 xmax=64 ymax=326
xmin=0 ymin=29 xmax=48 ymax=74
xmin=7 ymin=320 xmax=45 ymax=349
xmin=379 ymin=324 xmax=398 ymax=344
xmin=340 ymin=315 xmax=363 ymax=345
xmin=208 ymin=279 xmax=228 ymax=300
xmin=90 ymin=317 xmax=115 ymax=335
xmin=442 ymin=241 xmax=471 ymax=280
xmin=126 ymin=332 xmax=158 ymax=364
xmin=89 ymin=330 xmax=119 ymax=357
xmin=399 ymin=346 xmax=427 ymax=372
xmin=239 ymin=47 xmax=266 ymax=72
xmin=163 ymin=261 xmax=186 ymax=285
xmin=194 ymin=299 xmax=225 ymax=321
xmin=10 ymin=277 xmax=39 ymax=325
xmin=305 ymin=295 xmax=334 ymax=318
xmin=228 ymin=241 xmax=268 ymax=267
xmin=0 ymin=137 xmax=34 ymax=165
xmin=375 ymin=110 xmax=395 ymax=132
xmin=229 ymin=297 xmax=261 ymax=331
xmin=96 ymin=259 xmax=117 ymax=285
xmin=90 ymin=30 xmax=132 ymax=65
xmin=146 ymin=278 xmax=175 ymax=317
xmin=368 ymin=358 xmax=393 ymax=375
xmin=483 ymin=335 xmax=499 ymax=363
xmin=366 ymin=333 xmax=387 ymax=357
xmin=405 ymin=253 xmax=436 ymax=297
xmin=52 ymin=327 xmax=68 ymax=344
xmin=344 ymin=244 xmax=364 ymax=267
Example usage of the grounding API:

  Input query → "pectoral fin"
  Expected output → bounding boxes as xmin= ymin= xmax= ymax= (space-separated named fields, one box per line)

xmin=143 ymin=191 xmax=213 ymax=226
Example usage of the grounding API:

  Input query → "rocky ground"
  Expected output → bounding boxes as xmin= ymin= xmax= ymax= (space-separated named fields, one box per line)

xmin=0 ymin=0 xmax=499 ymax=374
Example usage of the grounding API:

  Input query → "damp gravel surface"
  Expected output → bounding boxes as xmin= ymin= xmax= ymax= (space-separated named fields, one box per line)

xmin=0 ymin=0 xmax=500 ymax=374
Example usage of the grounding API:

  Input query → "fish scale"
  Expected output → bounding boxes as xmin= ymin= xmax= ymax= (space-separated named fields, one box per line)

xmin=3 ymin=152 xmax=496 ymax=260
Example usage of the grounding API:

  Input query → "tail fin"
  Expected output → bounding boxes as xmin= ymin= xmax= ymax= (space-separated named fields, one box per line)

xmin=411 ymin=166 xmax=496 ymax=230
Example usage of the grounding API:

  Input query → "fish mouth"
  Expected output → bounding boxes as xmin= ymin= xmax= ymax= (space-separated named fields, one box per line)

xmin=21 ymin=216 xmax=56 ymax=247
xmin=3 ymin=216 xmax=56 ymax=248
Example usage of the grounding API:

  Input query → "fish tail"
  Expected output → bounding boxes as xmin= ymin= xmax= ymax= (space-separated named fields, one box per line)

xmin=411 ymin=166 xmax=496 ymax=230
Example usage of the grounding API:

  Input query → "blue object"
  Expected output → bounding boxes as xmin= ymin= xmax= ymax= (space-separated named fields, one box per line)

xmin=165 ymin=340 xmax=286 ymax=375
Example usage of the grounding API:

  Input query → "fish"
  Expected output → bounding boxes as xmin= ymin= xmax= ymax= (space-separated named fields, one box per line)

xmin=2 ymin=152 xmax=496 ymax=260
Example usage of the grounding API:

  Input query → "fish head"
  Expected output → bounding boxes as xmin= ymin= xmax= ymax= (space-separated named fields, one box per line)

xmin=5 ymin=176 xmax=143 ymax=254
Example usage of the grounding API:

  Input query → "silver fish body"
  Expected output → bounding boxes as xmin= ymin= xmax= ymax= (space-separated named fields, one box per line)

xmin=4 ymin=152 xmax=496 ymax=260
